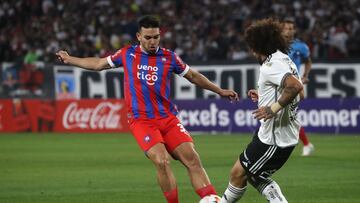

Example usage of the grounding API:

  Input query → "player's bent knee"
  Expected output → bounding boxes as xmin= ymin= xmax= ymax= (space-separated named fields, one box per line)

xmin=230 ymin=161 xmax=246 ymax=179
xmin=230 ymin=167 xmax=244 ymax=179
xmin=148 ymin=151 xmax=172 ymax=170
xmin=152 ymin=156 xmax=171 ymax=170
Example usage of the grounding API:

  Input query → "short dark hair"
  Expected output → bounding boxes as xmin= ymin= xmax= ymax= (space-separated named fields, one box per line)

xmin=138 ymin=15 xmax=160 ymax=31
xmin=244 ymin=18 xmax=289 ymax=56
xmin=283 ymin=17 xmax=295 ymax=25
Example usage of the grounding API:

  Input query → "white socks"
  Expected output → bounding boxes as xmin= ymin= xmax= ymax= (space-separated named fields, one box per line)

xmin=220 ymin=182 xmax=246 ymax=203
xmin=261 ymin=181 xmax=288 ymax=203
xmin=220 ymin=180 xmax=287 ymax=203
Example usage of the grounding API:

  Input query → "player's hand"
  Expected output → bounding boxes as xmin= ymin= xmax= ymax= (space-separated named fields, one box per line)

xmin=247 ymin=89 xmax=258 ymax=102
xmin=218 ymin=89 xmax=239 ymax=102
xmin=301 ymin=77 xmax=309 ymax=84
xmin=56 ymin=50 xmax=71 ymax=64
xmin=253 ymin=106 xmax=275 ymax=121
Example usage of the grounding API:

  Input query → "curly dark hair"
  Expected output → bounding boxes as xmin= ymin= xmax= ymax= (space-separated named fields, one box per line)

xmin=244 ymin=18 xmax=289 ymax=56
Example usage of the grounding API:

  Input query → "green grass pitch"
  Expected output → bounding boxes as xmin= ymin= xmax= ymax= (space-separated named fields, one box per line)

xmin=0 ymin=133 xmax=359 ymax=203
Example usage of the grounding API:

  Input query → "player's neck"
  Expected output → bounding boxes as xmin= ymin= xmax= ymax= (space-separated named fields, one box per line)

xmin=258 ymin=54 xmax=269 ymax=65
xmin=140 ymin=45 xmax=160 ymax=55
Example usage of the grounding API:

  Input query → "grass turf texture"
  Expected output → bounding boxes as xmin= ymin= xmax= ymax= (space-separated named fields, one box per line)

xmin=0 ymin=133 xmax=359 ymax=203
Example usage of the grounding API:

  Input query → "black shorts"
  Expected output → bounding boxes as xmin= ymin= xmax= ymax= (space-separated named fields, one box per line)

xmin=239 ymin=132 xmax=295 ymax=180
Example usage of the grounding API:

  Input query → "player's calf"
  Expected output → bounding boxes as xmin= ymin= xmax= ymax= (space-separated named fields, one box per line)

xmin=220 ymin=182 xmax=246 ymax=203
xmin=261 ymin=181 xmax=288 ymax=203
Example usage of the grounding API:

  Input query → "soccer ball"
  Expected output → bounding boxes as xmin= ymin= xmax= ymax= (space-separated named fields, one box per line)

xmin=199 ymin=194 xmax=221 ymax=203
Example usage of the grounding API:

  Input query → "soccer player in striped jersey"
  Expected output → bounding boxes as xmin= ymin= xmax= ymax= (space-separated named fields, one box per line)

xmin=220 ymin=19 xmax=303 ymax=203
xmin=56 ymin=15 xmax=238 ymax=203
xmin=282 ymin=18 xmax=315 ymax=156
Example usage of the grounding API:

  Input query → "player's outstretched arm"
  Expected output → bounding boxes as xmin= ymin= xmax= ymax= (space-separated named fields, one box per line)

xmin=301 ymin=58 xmax=312 ymax=84
xmin=184 ymin=68 xmax=239 ymax=101
xmin=253 ymin=74 xmax=303 ymax=121
xmin=56 ymin=50 xmax=110 ymax=71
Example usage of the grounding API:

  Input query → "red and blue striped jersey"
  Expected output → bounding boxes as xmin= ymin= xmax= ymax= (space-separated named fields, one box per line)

xmin=107 ymin=45 xmax=189 ymax=119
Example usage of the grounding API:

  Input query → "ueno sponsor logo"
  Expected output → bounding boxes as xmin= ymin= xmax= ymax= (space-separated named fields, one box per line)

xmin=137 ymin=64 xmax=158 ymax=85
xmin=63 ymin=102 xmax=123 ymax=129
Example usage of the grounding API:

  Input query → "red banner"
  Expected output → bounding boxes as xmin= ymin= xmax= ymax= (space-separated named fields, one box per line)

xmin=54 ymin=99 xmax=129 ymax=132
xmin=0 ymin=99 xmax=130 ymax=133
xmin=0 ymin=99 xmax=55 ymax=132
xmin=0 ymin=99 xmax=14 ymax=132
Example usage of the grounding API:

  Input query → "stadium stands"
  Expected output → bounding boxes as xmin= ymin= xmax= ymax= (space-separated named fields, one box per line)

xmin=0 ymin=0 xmax=359 ymax=63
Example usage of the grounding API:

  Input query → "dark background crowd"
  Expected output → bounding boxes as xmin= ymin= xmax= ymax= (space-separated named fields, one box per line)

xmin=1 ymin=0 xmax=360 ymax=64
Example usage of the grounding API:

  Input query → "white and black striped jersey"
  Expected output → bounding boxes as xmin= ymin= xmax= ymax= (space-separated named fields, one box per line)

xmin=257 ymin=50 xmax=301 ymax=147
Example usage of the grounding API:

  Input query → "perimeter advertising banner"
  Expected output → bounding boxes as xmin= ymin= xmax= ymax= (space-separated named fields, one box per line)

xmin=0 ymin=99 xmax=55 ymax=132
xmin=0 ymin=98 xmax=359 ymax=133
xmin=298 ymin=98 xmax=360 ymax=133
xmin=53 ymin=63 xmax=360 ymax=100
xmin=0 ymin=99 xmax=129 ymax=133
xmin=175 ymin=98 xmax=360 ymax=134
xmin=54 ymin=99 xmax=129 ymax=132
xmin=0 ymin=99 xmax=14 ymax=132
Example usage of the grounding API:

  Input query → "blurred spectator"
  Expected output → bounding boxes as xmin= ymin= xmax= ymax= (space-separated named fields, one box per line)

xmin=328 ymin=21 xmax=349 ymax=58
xmin=0 ymin=0 xmax=359 ymax=63
xmin=16 ymin=45 xmax=44 ymax=97
xmin=24 ymin=46 xmax=39 ymax=65
xmin=2 ymin=64 xmax=19 ymax=96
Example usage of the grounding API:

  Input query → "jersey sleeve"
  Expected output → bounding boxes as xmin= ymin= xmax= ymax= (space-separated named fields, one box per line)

xmin=172 ymin=52 xmax=189 ymax=77
xmin=299 ymin=42 xmax=310 ymax=59
xmin=261 ymin=60 xmax=293 ymax=87
xmin=106 ymin=48 xmax=124 ymax=68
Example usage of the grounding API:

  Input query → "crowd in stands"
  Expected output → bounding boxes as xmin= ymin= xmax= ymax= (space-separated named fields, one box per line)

xmin=1 ymin=0 xmax=360 ymax=64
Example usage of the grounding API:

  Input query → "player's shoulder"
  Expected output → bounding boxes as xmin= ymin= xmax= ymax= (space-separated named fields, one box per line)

xmin=126 ymin=44 xmax=138 ymax=51
xmin=293 ymin=39 xmax=305 ymax=45
xmin=268 ymin=51 xmax=289 ymax=64
xmin=262 ymin=51 xmax=291 ymax=70
xmin=159 ymin=48 xmax=186 ymax=64
xmin=114 ymin=44 xmax=135 ymax=54
xmin=160 ymin=47 xmax=176 ymax=55
xmin=262 ymin=60 xmax=286 ymax=70
xmin=294 ymin=39 xmax=309 ymax=49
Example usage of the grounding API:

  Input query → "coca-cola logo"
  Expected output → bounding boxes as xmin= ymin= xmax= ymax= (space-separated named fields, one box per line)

xmin=63 ymin=102 xmax=123 ymax=129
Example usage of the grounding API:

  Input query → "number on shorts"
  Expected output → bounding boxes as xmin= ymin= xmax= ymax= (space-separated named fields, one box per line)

xmin=177 ymin=123 xmax=189 ymax=135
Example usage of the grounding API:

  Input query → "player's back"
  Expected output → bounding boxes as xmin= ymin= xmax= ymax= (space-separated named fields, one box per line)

xmin=257 ymin=50 xmax=300 ymax=147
